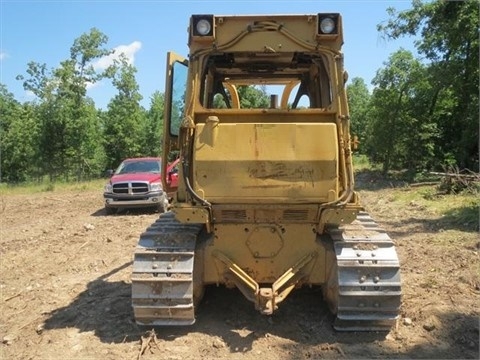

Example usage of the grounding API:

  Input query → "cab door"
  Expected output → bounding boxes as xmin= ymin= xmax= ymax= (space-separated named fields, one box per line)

xmin=162 ymin=52 xmax=188 ymax=195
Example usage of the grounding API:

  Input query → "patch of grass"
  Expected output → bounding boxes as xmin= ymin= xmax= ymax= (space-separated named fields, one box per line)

xmin=354 ymin=168 xmax=412 ymax=191
xmin=0 ymin=179 xmax=106 ymax=195
xmin=419 ymin=187 xmax=438 ymax=200
xmin=0 ymin=181 xmax=44 ymax=195
xmin=441 ymin=201 xmax=479 ymax=231
xmin=352 ymin=154 xmax=372 ymax=171
xmin=388 ymin=185 xmax=479 ymax=232
xmin=42 ymin=182 xmax=55 ymax=192
xmin=387 ymin=188 xmax=419 ymax=203
xmin=413 ymin=172 xmax=443 ymax=183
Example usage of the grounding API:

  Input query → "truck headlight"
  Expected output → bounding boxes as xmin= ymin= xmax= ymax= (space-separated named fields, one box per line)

xmin=150 ymin=182 xmax=163 ymax=192
xmin=104 ymin=183 xmax=113 ymax=193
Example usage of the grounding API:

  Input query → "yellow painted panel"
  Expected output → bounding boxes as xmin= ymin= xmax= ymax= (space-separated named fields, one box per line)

xmin=194 ymin=123 xmax=338 ymax=202
xmin=203 ymin=223 xmax=327 ymax=284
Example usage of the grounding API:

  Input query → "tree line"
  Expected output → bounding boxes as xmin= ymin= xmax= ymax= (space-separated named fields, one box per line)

xmin=349 ymin=0 xmax=478 ymax=174
xmin=1 ymin=0 xmax=478 ymax=183
xmin=1 ymin=28 xmax=165 ymax=183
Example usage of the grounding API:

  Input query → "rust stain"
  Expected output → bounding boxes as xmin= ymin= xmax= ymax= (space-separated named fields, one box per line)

xmin=248 ymin=162 xmax=315 ymax=184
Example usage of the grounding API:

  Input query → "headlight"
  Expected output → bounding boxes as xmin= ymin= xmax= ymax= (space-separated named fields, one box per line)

xmin=104 ymin=183 xmax=112 ymax=193
xmin=191 ymin=15 xmax=214 ymax=37
xmin=320 ymin=18 xmax=335 ymax=34
xmin=150 ymin=182 xmax=163 ymax=192
xmin=317 ymin=14 xmax=339 ymax=35
xmin=196 ymin=19 xmax=211 ymax=36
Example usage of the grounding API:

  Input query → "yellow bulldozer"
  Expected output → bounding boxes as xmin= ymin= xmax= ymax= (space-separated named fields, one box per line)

xmin=131 ymin=13 xmax=401 ymax=331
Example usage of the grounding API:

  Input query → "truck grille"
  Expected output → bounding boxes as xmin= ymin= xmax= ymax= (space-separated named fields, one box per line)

xmin=112 ymin=182 xmax=149 ymax=194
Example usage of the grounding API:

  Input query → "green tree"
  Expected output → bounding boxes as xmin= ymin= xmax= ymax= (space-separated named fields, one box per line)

xmin=17 ymin=28 xmax=111 ymax=180
xmin=0 ymin=85 xmax=40 ymax=182
xmin=366 ymin=49 xmax=437 ymax=173
xmin=378 ymin=0 xmax=479 ymax=170
xmin=212 ymin=85 xmax=270 ymax=109
xmin=17 ymin=62 xmax=62 ymax=180
xmin=144 ymin=91 xmax=164 ymax=157
xmin=237 ymin=85 xmax=270 ymax=108
xmin=57 ymin=28 xmax=110 ymax=179
xmin=346 ymin=77 xmax=371 ymax=154
xmin=103 ymin=55 xmax=146 ymax=168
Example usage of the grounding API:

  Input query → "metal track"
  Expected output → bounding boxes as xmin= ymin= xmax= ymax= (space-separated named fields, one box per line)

xmin=327 ymin=211 xmax=402 ymax=331
xmin=131 ymin=212 xmax=203 ymax=326
xmin=131 ymin=211 xmax=400 ymax=330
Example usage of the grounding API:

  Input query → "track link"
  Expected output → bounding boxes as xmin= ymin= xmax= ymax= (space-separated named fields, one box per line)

xmin=327 ymin=211 xmax=401 ymax=331
xmin=131 ymin=212 xmax=203 ymax=326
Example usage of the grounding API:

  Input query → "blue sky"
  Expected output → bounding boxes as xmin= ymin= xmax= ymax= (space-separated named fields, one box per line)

xmin=1 ymin=0 xmax=418 ymax=109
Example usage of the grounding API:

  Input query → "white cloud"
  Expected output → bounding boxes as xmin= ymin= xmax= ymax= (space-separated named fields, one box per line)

xmin=86 ymin=80 xmax=102 ymax=90
xmin=93 ymin=41 xmax=142 ymax=70
xmin=86 ymin=41 xmax=141 ymax=91
xmin=25 ymin=90 xmax=35 ymax=98
xmin=0 ymin=51 xmax=9 ymax=61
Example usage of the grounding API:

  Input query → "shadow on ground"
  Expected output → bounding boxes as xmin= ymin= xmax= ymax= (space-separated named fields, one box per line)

xmin=41 ymin=263 xmax=383 ymax=347
xmin=354 ymin=169 xmax=410 ymax=191
xmin=42 ymin=264 xmax=479 ymax=359
xmin=90 ymin=206 xmax=163 ymax=217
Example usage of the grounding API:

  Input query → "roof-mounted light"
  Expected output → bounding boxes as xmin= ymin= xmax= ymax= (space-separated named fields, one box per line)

xmin=317 ymin=13 xmax=339 ymax=35
xmin=196 ymin=19 xmax=212 ymax=36
xmin=191 ymin=15 xmax=215 ymax=39
xmin=320 ymin=18 xmax=335 ymax=34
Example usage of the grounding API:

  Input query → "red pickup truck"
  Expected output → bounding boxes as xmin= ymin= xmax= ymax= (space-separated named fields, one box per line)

xmin=103 ymin=157 xmax=179 ymax=215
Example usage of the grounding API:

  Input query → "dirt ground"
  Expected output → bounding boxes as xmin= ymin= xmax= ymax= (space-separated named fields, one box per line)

xmin=1 ymin=180 xmax=479 ymax=360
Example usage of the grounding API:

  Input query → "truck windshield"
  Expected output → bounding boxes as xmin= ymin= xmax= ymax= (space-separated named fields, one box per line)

xmin=115 ymin=160 xmax=161 ymax=174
